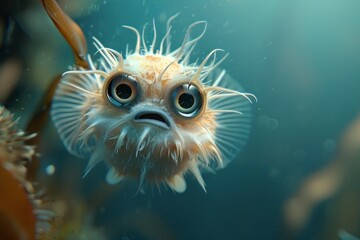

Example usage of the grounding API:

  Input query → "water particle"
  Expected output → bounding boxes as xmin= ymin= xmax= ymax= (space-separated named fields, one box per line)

xmin=323 ymin=139 xmax=336 ymax=151
xmin=45 ymin=165 xmax=55 ymax=175
xmin=258 ymin=114 xmax=278 ymax=130
xmin=267 ymin=118 xmax=278 ymax=130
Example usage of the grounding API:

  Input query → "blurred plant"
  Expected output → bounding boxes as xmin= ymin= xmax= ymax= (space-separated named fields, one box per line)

xmin=284 ymin=115 xmax=360 ymax=240
xmin=0 ymin=0 xmax=108 ymax=239
xmin=0 ymin=104 xmax=106 ymax=239
xmin=40 ymin=198 xmax=107 ymax=240
xmin=339 ymin=230 xmax=360 ymax=240
xmin=0 ymin=106 xmax=52 ymax=239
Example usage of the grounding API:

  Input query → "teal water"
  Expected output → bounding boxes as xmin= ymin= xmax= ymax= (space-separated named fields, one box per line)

xmin=1 ymin=0 xmax=360 ymax=239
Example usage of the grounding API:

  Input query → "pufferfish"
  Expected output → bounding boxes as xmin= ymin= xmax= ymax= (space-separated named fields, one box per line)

xmin=51 ymin=16 xmax=256 ymax=193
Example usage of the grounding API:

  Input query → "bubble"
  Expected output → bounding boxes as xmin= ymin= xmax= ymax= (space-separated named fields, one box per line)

xmin=45 ymin=165 xmax=55 ymax=175
xmin=258 ymin=114 xmax=278 ymax=130
xmin=267 ymin=118 xmax=278 ymax=130
xmin=323 ymin=139 xmax=336 ymax=151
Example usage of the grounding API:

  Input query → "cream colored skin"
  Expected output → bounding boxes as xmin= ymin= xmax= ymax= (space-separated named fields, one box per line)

xmin=101 ymin=54 xmax=219 ymax=191
xmin=51 ymin=18 xmax=256 ymax=193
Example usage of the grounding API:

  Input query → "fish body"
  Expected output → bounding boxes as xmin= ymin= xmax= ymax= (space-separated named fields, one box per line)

xmin=51 ymin=18 xmax=255 ymax=192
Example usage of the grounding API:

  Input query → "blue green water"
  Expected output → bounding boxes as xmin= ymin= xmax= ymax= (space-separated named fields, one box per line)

xmin=2 ymin=0 xmax=360 ymax=239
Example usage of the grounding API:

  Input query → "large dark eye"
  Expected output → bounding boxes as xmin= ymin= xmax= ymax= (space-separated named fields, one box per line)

xmin=107 ymin=74 xmax=138 ymax=107
xmin=172 ymin=84 xmax=203 ymax=117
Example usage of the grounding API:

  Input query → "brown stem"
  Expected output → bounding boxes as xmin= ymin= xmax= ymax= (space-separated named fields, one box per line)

xmin=26 ymin=0 xmax=91 ymax=179
xmin=26 ymin=75 xmax=61 ymax=180
xmin=40 ymin=0 xmax=89 ymax=68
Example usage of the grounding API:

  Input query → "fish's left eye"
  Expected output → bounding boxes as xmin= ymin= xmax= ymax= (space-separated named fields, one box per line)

xmin=107 ymin=74 xmax=138 ymax=107
xmin=172 ymin=84 xmax=203 ymax=117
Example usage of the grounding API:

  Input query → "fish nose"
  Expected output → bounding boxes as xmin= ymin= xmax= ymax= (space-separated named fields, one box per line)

xmin=133 ymin=109 xmax=171 ymax=130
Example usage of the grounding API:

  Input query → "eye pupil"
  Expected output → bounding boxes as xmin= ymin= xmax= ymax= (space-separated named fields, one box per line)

xmin=116 ymin=84 xmax=132 ymax=99
xmin=178 ymin=93 xmax=194 ymax=109
xmin=172 ymin=84 xmax=203 ymax=118
xmin=106 ymin=74 xmax=138 ymax=107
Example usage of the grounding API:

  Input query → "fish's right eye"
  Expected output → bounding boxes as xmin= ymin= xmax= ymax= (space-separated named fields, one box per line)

xmin=107 ymin=74 xmax=138 ymax=107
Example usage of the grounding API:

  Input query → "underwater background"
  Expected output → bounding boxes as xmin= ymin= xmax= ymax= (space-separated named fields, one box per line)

xmin=1 ymin=0 xmax=360 ymax=239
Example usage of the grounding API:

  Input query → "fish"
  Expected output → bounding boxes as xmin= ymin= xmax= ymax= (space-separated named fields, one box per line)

xmin=50 ymin=16 xmax=256 ymax=193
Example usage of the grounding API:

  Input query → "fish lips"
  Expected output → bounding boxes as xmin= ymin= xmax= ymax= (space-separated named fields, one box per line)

xmin=133 ymin=108 xmax=173 ymax=130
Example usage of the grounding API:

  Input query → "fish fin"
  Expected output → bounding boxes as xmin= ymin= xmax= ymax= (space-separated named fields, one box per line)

xmin=189 ymin=160 xmax=206 ymax=192
xmin=83 ymin=144 xmax=105 ymax=178
xmin=207 ymin=68 xmax=253 ymax=168
xmin=106 ymin=167 xmax=124 ymax=185
xmin=51 ymin=70 xmax=100 ymax=159
xmin=168 ymin=175 xmax=187 ymax=193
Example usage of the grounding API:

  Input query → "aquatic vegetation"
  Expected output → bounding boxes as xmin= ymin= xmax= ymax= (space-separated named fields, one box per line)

xmin=44 ymin=198 xmax=106 ymax=240
xmin=50 ymin=16 xmax=256 ymax=192
xmin=0 ymin=106 xmax=36 ymax=160
xmin=284 ymin=115 xmax=360 ymax=239
xmin=339 ymin=230 xmax=360 ymax=240
xmin=0 ymin=106 xmax=52 ymax=239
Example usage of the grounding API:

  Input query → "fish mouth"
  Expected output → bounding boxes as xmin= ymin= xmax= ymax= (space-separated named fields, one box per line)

xmin=133 ymin=109 xmax=171 ymax=130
